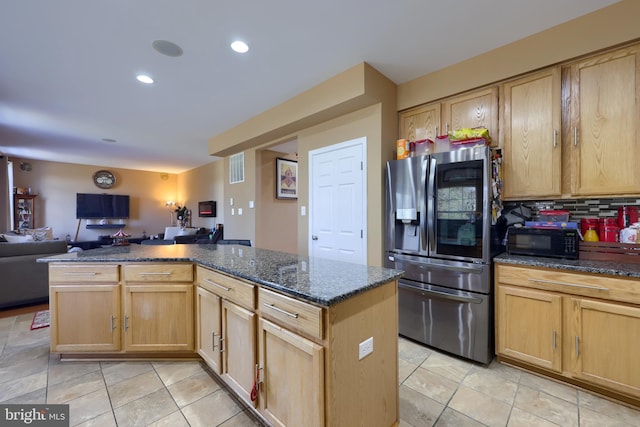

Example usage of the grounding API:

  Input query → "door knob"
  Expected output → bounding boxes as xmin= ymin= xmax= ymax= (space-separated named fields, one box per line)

xmin=312 ymin=235 xmax=318 ymax=240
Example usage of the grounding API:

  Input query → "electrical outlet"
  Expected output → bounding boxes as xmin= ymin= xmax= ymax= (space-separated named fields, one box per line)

xmin=301 ymin=206 xmax=306 ymax=216
xmin=231 ymin=208 xmax=235 ymax=216
xmin=238 ymin=208 xmax=243 ymax=215
xmin=358 ymin=337 xmax=373 ymax=360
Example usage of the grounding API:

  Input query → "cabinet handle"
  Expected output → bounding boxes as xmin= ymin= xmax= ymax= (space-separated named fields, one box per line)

xmin=137 ymin=272 xmax=172 ymax=276
xmin=63 ymin=272 xmax=97 ymax=276
xmin=552 ymin=330 xmax=557 ymax=350
xmin=212 ymin=332 xmax=218 ymax=350
xmin=435 ymin=126 xmax=439 ymax=137
xmin=528 ymin=278 xmax=609 ymax=291
xmin=124 ymin=315 xmax=129 ymax=331
xmin=575 ymin=336 xmax=579 ymax=357
xmin=445 ymin=123 xmax=450 ymax=134
xmin=219 ymin=336 xmax=224 ymax=353
xmin=553 ymin=129 xmax=557 ymax=148
xmin=205 ymin=278 xmax=231 ymax=292
xmin=264 ymin=303 xmax=299 ymax=318
xmin=110 ymin=315 xmax=116 ymax=332
xmin=573 ymin=127 xmax=578 ymax=146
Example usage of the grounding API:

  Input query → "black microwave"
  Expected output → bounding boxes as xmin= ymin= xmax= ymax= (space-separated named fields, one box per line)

xmin=507 ymin=227 xmax=579 ymax=259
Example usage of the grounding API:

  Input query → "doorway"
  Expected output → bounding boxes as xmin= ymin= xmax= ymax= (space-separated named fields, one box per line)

xmin=309 ymin=137 xmax=367 ymax=264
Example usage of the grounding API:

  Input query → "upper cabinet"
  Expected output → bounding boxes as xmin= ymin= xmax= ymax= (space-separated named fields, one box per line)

xmin=399 ymin=87 xmax=499 ymax=144
xmin=398 ymin=102 xmax=441 ymax=142
xmin=442 ymin=87 xmax=499 ymax=142
xmin=568 ymin=45 xmax=640 ymax=196
xmin=501 ymin=68 xmax=562 ymax=200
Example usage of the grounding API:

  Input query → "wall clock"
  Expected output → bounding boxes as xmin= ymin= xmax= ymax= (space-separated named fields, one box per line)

xmin=93 ymin=170 xmax=116 ymax=189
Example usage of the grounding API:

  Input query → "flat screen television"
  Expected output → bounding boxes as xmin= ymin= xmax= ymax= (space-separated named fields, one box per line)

xmin=198 ymin=200 xmax=216 ymax=217
xmin=76 ymin=193 xmax=130 ymax=219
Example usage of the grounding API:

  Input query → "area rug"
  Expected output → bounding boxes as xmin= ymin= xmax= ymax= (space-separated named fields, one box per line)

xmin=30 ymin=310 xmax=50 ymax=330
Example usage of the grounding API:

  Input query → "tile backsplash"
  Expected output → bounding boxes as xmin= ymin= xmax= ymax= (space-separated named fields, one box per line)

xmin=504 ymin=198 xmax=640 ymax=221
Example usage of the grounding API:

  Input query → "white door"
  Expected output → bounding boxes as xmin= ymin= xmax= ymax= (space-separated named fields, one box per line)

xmin=309 ymin=137 xmax=366 ymax=264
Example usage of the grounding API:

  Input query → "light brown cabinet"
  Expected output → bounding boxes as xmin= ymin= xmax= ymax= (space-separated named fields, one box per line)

xmin=196 ymin=265 xmax=399 ymax=426
xmin=399 ymin=87 xmax=498 ymax=144
xmin=570 ymin=297 xmax=640 ymax=398
xmin=196 ymin=266 xmax=257 ymax=407
xmin=257 ymin=287 xmax=324 ymax=427
xmin=500 ymin=67 xmax=562 ymax=199
xmin=568 ymin=45 xmax=640 ymax=196
xmin=496 ymin=284 xmax=562 ymax=372
xmin=442 ymin=87 xmax=498 ymax=139
xmin=49 ymin=264 xmax=121 ymax=353
xmin=398 ymin=102 xmax=441 ymax=142
xmin=495 ymin=263 xmax=640 ymax=403
xmin=49 ymin=263 xmax=194 ymax=354
xmin=196 ymin=286 xmax=222 ymax=373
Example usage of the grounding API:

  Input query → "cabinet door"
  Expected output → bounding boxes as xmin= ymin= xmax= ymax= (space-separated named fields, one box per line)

xmin=221 ymin=299 xmax=257 ymax=406
xmin=571 ymin=298 xmax=640 ymax=398
xmin=570 ymin=45 xmax=640 ymax=196
xmin=399 ymin=102 xmax=441 ymax=141
xmin=197 ymin=286 xmax=222 ymax=374
xmin=124 ymin=284 xmax=194 ymax=352
xmin=501 ymin=68 xmax=562 ymax=199
xmin=50 ymin=284 xmax=121 ymax=352
xmin=496 ymin=285 xmax=562 ymax=372
xmin=442 ymin=87 xmax=499 ymax=142
xmin=258 ymin=318 xmax=324 ymax=427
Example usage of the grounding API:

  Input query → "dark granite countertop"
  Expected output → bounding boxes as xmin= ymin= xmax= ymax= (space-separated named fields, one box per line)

xmin=39 ymin=244 xmax=404 ymax=306
xmin=494 ymin=252 xmax=640 ymax=279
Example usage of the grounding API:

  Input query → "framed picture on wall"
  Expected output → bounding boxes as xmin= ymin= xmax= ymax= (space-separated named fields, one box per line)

xmin=276 ymin=158 xmax=298 ymax=199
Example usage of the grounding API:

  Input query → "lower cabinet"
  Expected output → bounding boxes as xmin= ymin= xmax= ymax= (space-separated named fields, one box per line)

xmin=570 ymin=297 xmax=640 ymax=397
xmin=496 ymin=285 xmax=562 ymax=372
xmin=50 ymin=283 xmax=121 ymax=352
xmin=49 ymin=262 xmax=194 ymax=354
xmin=258 ymin=317 xmax=324 ymax=427
xmin=495 ymin=264 xmax=640 ymax=402
xmin=197 ymin=265 xmax=399 ymax=426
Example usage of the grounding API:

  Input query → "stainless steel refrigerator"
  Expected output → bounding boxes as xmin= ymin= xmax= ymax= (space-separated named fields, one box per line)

xmin=385 ymin=145 xmax=502 ymax=364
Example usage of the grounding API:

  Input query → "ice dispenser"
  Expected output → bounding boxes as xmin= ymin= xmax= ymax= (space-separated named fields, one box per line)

xmin=394 ymin=208 xmax=420 ymax=251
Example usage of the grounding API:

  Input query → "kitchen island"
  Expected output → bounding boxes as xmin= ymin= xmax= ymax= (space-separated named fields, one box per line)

xmin=40 ymin=244 xmax=404 ymax=427
xmin=494 ymin=253 xmax=640 ymax=408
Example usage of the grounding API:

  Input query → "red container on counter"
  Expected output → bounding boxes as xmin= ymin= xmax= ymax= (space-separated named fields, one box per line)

xmin=618 ymin=206 xmax=639 ymax=228
xmin=599 ymin=217 xmax=618 ymax=240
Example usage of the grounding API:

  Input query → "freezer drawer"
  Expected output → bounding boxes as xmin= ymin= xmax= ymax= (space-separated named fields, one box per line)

xmin=398 ymin=279 xmax=493 ymax=364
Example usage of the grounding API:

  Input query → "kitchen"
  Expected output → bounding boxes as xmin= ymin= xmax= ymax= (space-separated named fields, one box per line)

xmin=394 ymin=23 xmax=640 ymax=414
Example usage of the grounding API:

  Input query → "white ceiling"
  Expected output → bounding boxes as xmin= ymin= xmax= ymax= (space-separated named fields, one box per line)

xmin=0 ymin=0 xmax=619 ymax=173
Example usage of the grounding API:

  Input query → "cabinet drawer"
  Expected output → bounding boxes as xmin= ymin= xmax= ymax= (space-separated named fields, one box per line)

xmin=123 ymin=263 xmax=193 ymax=282
xmin=49 ymin=263 xmax=119 ymax=283
xmin=496 ymin=264 xmax=640 ymax=304
xmin=258 ymin=288 xmax=323 ymax=341
xmin=197 ymin=266 xmax=255 ymax=309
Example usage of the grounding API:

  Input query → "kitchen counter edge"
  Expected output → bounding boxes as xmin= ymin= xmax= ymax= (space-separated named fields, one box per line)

xmin=39 ymin=245 xmax=404 ymax=307
xmin=494 ymin=252 xmax=640 ymax=278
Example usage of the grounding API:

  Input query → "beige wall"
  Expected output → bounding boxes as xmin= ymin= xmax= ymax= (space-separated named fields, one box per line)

xmin=256 ymin=150 xmax=298 ymax=253
xmin=398 ymin=0 xmax=640 ymax=110
xmin=10 ymin=157 xmax=178 ymax=241
xmin=178 ymin=158 xmax=225 ymax=233
xmin=210 ymin=64 xmax=397 ymax=266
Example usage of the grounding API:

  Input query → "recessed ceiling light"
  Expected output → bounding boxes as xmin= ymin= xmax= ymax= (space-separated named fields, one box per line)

xmin=152 ymin=40 xmax=183 ymax=57
xmin=101 ymin=138 xmax=117 ymax=143
xmin=230 ymin=40 xmax=249 ymax=53
xmin=136 ymin=74 xmax=154 ymax=84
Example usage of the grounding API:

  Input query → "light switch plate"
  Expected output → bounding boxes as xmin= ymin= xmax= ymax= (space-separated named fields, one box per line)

xmin=238 ymin=208 xmax=243 ymax=215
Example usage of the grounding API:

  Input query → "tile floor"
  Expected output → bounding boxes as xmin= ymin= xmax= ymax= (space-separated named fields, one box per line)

xmin=1 ymin=307 xmax=639 ymax=426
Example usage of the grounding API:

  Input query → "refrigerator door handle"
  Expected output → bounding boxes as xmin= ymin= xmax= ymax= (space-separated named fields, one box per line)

xmin=427 ymin=157 xmax=436 ymax=252
xmin=400 ymin=281 xmax=483 ymax=304
xmin=421 ymin=260 xmax=484 ymax=274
